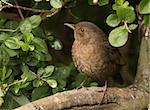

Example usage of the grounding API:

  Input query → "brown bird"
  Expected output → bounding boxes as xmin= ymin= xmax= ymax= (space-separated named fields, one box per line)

xmin=64 ymin=21 xmax=123 ymax=83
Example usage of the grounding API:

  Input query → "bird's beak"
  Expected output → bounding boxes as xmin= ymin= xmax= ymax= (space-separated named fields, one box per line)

xmin=64 ymin=23 xmax=75 ymax=30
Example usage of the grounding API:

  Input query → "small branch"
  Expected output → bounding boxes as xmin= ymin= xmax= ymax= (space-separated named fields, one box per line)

xmin=0 ymin=28 xmax=17 ymax=32
xmin=1 ymin=0 xmax=69 ymax=20
xmin=1 ymin=4 xmax=51 ymax=13
xmin=14 ymin=0 xmax=24 ymax=20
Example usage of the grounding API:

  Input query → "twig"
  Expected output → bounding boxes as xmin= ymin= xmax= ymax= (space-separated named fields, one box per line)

xmin=2 ymin=4 xmax=51 ymax=13
xmin=14 ymin=0 xmax=24 ymax=20
xmin=0 ymin=28 xmax=17 ymax=32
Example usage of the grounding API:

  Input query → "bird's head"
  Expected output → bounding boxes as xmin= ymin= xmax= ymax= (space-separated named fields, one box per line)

xmin=64 ymin=21 xmax=103 ymax=41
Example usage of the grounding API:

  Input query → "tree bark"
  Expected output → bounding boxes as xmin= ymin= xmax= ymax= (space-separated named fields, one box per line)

xmin=15 ymin=27 xmax=150 ymax=110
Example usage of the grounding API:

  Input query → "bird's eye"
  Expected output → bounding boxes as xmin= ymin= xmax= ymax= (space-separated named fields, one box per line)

xmin=81 ymin=29 xmax=84 ymax=32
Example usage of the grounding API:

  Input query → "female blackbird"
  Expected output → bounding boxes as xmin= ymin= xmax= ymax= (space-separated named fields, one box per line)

xmin=64 ymin=22 xmax=123 ymax=83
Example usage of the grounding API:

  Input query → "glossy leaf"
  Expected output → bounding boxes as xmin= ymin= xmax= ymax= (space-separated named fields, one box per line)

xmin=21 ymin=65 xmax=37 ymax=81
xmin=0 ymin=47 xmax=10 ymax=65
xmin=3 ymin=47 xmax=17 ymax=57
xmin=98 ymin=0 xmax=109 ymax=6
xmin=33 ymin=79 xmax=44 ymax=87
xmin=115 ymin=0 xmax=124 ymax=5
xmin=0 ymin=97 xmax=4 ymax=106
xmin=5 ymin=37 xmax=20 ymax=49
xmin=9 ymin=94 xmax=30 ymax=106
xmin=29 ymin=15 xmax=41 ymax=29
xmin=0 ymin=33 xmax=10 ymax=42
xmin=20 ymin=19 xmax=32 ymax=34
xmin=5 ymin=21 xmax=19 ymax=29
xmin=32 ymin=37 xmax=48 ymax=54
xmin=23 ymin=33 xmax=34 ymax=44
xmin=33 ymin=50 xmax=52 ymax=61
xmin=31 ymin=86 xmax=50 ymax=101
xmin=128 ymin=24 xmax=138 ymax=30
xmin=42 ymin=65 xmax=55 ymax=78
xmin=46 ymin=79 xmax=57 ymax=88
xmin=51 ymin=40 xmax=62 ymax=50
xmin=116 ymin=6 xmax=135 ymax=23
xmin=106 ymin=14 xmax=121 ymax=27
xmin=109 ymin=26 xmax=128 ymax=47
xmin=19 ymin=41 xmax=30 ymax=51
xmin=50 ymin=0 xmax=62 ymax=9
xmin=139 ymin=0 xmax=150 ymax=14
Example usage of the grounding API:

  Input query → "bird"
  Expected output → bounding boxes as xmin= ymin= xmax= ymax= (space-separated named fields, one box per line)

xmin=64 ymin=21 xmax=123 ymax=83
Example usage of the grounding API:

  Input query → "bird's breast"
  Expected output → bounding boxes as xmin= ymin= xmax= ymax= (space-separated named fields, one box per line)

xmin=72 ymin=40 xmax=107 ymax=74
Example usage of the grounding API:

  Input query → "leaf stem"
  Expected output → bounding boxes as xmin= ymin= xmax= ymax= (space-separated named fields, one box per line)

xmin=124 ymin=21 xmax=132 ymax=33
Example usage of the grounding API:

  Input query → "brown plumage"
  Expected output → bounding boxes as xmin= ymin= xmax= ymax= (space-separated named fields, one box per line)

xmin=65 ymin=21 xmax=123 ymax=82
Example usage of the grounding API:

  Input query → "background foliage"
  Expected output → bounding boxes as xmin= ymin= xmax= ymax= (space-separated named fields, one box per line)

xmin=0 ymin=0 xmax=149 ymax=109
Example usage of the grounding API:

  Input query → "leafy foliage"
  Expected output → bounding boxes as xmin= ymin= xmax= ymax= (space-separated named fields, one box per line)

xmin=0 ymin=0 xmax=147 ymax=109
xmin=139 ymin=0 xmax=150 ymax=27
xmin=106 ymin=0 xmax=137 ymax=47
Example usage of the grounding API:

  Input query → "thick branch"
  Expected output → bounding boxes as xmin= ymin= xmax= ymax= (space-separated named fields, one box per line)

xmin=15 ymin=26 xmax=150 ymax=110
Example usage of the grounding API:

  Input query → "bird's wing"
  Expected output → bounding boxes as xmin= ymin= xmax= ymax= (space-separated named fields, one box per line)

xmin=103 ymin=40 xmax=125 ymax=65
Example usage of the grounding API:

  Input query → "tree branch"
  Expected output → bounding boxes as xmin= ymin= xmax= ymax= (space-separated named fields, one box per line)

xmin=15 ymin=25 xmax=150 ymax=110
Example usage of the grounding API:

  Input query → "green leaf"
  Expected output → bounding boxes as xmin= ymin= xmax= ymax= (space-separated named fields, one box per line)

xmin=5 ymin=37 xmax=20 ymax=49
xmin=51 ymin=40 xmax=62 ymax=50
xmin=0 ymin=33 xmax=10 ymax=42
xmin=54 ymin=65 xmax=72 ymax=79
xmin=46 ymin=79 xmax=57 ymax=88
xmin=32 ymin=37 xmax=48 ymax=54
xmin=128 ymin=24 xmax=138 ymax=30
xmin=88 ymin=0 xmax=98 ymax=5
xmin=9 ymin=93 xmax=30 ymax=106
xmin=0 ymin=97 xmax=4 ymax=106
xmin=20 ymin=19 xmax=32 ymax=34
xmin=116 ymin=6 xmax=136 ymax=23
xmin=33 ymin=50 xmax=52 ymax=61
xmin=122 ymin=1 xmax=129 ymax=8
xmin=108 ymin=26 xmax=128 ymax=47
xmin=115 ymin=0 xmax=124 ymax=5
xmin=31 ymin=86 xmax=50 ymax=101
xmin=5 ymin=21 xmax=19 ymax=29
xmin=50 ymin=0 xmax=62 ymax=9
xmin=3 ymin=47 xmax=18 ymax=57
xmin=33 ymin=79 xmax=44 ymax=87
xmin=106 ymin=14 xmax=121 ymax=27
xmin=98 ymin=0 xmax=109 ymax=6
xmin=0 ymin=93 xmax=19 ymax=109
xmin=5 ymin=68 xmax=12 ymax=79
xmin=18 ymin=41 xmax=30 ymax=51
xmin=29 ymin=15 xmax=41 ymax=29
xmin=23 ymin=33 xmax=34 ymax=43
xmin=12 ymin=84 xmax=20 ymax=94
xmin=42 ymin=65 xmax=54 ymax=78
xmin=47 ymin=35 xmax=55 ymax=41
xmin=139 ymin=0 xmax=150 ymax=14
xmin=0 ymin=47 xmax=10 ymax=65
xmin=0 ymin=88 xmax=4 ymax=97
xmin=144 ymin=14 xmax=150 ymax=27
xmin=1 ymin=66 xmax=6 ymax=81
xmin=37 ymin=68 xmax=45 ymax=77
xmin=21 ymin=65 xmax=36 ymax=81
xmin=29 ymin=45 xmax=35 ymax=51
xmin=32 ymin=27 xmax=45 ymax=38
